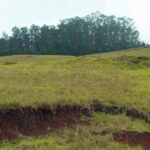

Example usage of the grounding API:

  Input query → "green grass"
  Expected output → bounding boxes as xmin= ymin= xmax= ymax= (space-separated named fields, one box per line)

xmin=0 ymin=47 xmax=150 ymax=150
xmin=0 ymin=48 xmax=149 ymax=113
xmin=1 ymin=113 xmax=149 ymax=150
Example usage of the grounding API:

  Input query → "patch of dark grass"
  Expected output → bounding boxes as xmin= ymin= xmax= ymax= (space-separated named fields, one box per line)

xmin=3 ymin=62 xmax=17 ymax=65
xmin=116 ymin=55 xmax=150 ymax=67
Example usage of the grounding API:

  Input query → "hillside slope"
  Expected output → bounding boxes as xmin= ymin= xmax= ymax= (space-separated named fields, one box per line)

xmin=0 ymin=48 xmax=149 ymax=112
xmin=0 ymin=48 xmax=150 ymax=150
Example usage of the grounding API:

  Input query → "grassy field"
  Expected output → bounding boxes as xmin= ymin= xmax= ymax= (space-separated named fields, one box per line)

xmin=0 ymin=48 xmax=150 ymax=112
xmin=0 ymin=47 xmax=150 ymax=149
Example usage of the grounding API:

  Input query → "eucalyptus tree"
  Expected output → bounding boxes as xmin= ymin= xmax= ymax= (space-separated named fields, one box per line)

xmin=0 ymin=12 xmax=141 ymax=56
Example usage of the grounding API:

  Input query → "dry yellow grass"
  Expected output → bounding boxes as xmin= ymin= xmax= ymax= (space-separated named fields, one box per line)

xmin=0 ymin=48 xmax=149 ymax=113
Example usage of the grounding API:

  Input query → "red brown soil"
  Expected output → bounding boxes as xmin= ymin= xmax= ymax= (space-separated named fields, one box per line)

xmin=113 ymin=131 xmax=150 ymax=150
xmin=0 ymin=103 xmax=149 ymax=141
xmin=0 ymin=104 xmax=90 ymax=140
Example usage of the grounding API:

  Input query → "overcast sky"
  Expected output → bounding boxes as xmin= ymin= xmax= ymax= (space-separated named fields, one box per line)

xmin=0 ymin=0 xmax=149 ymax=43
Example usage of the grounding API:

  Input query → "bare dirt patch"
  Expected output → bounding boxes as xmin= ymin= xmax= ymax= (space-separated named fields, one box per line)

xmin=0 ymin=105 xmax=90 ymax=140
xmin=113 ymin=131 xmax=150 ymax=150
xmin=0 ymin=103 xmax=149 ymax=141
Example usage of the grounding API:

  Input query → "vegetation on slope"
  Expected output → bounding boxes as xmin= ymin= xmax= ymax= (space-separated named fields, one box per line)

xmin=0 ymin=48 xmax=149 ymax=113
xmin=0 ymin=47 xmax=150 ymax=150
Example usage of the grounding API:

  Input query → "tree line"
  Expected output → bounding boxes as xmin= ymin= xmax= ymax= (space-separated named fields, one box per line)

xmin=0 ymin=12 xmax=143 ymax=56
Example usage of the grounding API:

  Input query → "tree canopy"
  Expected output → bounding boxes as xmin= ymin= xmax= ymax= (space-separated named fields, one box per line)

xmin=0 ymin=12 xmax=142 ymax=56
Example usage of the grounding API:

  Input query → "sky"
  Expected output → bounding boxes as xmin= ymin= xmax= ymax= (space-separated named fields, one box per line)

xmin=0 ymin=0 xmax=149 ymax=43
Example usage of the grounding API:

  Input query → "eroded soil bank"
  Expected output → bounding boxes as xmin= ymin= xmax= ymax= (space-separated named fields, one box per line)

xmin=0 ymin=104 xmax=89 ymax=140
xmin=113 ymin=131 xmax=150 ymax=150
xmin=0 ymin=103 xmax=149 ymax=143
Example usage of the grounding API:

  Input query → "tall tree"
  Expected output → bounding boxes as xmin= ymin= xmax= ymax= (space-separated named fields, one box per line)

xmin=0 ymin=12 xmax=141 ymax=56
